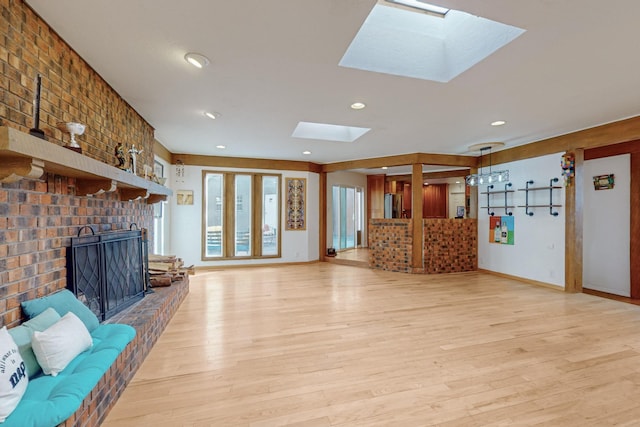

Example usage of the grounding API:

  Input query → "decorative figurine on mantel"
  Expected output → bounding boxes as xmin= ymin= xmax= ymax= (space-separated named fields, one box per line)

xmin=128 ymin=145 xmax=143 ymax=175
xmin=115 ymin=142 xmax=127 ymax=170
xmin=57 ymin=122 xmax=85 ymax=153
xmin=29 ymin=74 xmax=46 ymax=140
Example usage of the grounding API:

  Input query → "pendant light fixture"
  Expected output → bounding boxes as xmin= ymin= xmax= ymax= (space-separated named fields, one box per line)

xmin=465 ymin=142 xmax=509 ymax=186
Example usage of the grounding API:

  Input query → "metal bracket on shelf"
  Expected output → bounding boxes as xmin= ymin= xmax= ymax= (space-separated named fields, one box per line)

xmin=487 ymin=184 xmax=494 ymax=216
xmin=549 ymin=177 xmax=559 ymax=216
xmin=524 ymin=180 xmax=534 ymax=216
xmin=504 ymin=183 xmax=513 ymax=216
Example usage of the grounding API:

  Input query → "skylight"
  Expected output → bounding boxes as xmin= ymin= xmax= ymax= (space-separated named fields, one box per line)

xmin=385 ymin=0 xmax=449 ymax=17
xmin=339 ymin=2 xmax=525 ymax=83
xmin=292 ymin=122 xmax=371 ymax=143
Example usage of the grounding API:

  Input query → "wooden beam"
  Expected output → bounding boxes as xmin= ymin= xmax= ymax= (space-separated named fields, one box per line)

xmin=492 ymin=116 xmax=640 ymax=165
xmin=322 ymin=153 xmax=477 ymax=173
xmin=565 ymin=150 xmax=583 ymax=293
xmin=153 ymin=139 xmax=172 ymax=163
xmin=172 ymin=153 xmax=322 ymax=173
xmin=385 ymin=168 xmax=470 ymax=182
xmin=411 ymin=163 xmax=423 ymax=272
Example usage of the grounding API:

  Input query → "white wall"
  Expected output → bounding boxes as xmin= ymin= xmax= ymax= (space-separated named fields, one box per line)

xmin=326 ymin=171 xmax=368 ymax=249
xmin=477 ymin=153 xmax=566 ymax=287
xmin=152 ymin=156 xmax=171 ymax=255
xmin=583 ymin=154 xmax=630 ymax=296
xmin=166 ymin=164 xmax=319 ymax=267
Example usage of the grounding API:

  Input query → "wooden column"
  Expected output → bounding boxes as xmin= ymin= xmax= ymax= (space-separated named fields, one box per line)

xmin=319 ymin=172 xmax=327 ymax=261
xmin=411 ymin=163 xmax=423 ymax=272
xmin=565 ymin=150 xmax=584 ymax=293
xmin=631 ymin=153 xmax=640 ymax=298
xmin=367 ymin=174 xmax=385 ymax=247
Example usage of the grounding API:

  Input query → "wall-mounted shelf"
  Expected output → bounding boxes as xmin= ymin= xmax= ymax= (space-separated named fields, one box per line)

xmin=0 ymin=126 xmax=171 ymax=203
xmin=480 ymin=183 xmax=514 ymax=216
xmin=517 ymin=178 xmax=562 ymax=216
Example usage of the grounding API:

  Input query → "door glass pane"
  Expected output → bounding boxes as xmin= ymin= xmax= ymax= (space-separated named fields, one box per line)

xmin=346 ymin=187 xmax=355 ymax=249
xmin=332 ymin=186 xmax=340 ymax=249
xmin=262 ymin=176 xmax=279 ymax=255
xmin=205 ymin=173 xmax=223 ymax=257
xmin=340 ymin=187 xmax=347 ymax=249
xmin=235 ymin=175 xmax=252 ymax=256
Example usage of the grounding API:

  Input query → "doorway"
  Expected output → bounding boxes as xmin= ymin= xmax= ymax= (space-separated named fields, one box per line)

xmin=332 ymin=185 xmax=364 ymax=250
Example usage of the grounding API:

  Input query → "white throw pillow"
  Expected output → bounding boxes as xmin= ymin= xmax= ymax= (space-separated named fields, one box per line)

xmin=0 ymin=326 xmax=28 ymax=422
xmin=32 ymin=312 xmax=93 ymax=377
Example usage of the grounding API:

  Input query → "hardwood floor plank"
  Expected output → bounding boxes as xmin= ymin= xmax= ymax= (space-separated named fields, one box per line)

xmin=103 ymin=264 xmax=640 ymax=426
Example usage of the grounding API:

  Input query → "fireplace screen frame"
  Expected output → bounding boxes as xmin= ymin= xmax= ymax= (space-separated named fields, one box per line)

xmin=68 ymin=228 xmax=147 ymax=321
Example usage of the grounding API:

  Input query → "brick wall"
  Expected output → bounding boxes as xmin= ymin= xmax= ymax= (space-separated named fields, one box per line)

xmin=368 ymin=218 xmax=478 ymax=274
xmin=368 ymin=219 xmax=413 ymax=273
xmin=0 ymin=0 xmax=154 ymax=169
xmin=0 ymin=0 xmax=158 ymax=327
xmin=0 ymin=177 xmax=152 ymax=327
xmin=423 ymin=219 xmax=477 ymax=274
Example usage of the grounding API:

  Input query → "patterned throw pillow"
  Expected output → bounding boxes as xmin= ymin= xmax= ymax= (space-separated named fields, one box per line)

xmin=0 ymin=326 xmax=28 ymax=422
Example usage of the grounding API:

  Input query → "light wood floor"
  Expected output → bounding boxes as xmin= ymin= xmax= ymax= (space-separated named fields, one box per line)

xmin=103 ymin=264 xmax=640 ymax=426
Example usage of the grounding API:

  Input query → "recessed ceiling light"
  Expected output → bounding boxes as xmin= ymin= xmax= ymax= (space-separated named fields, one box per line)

xmin=303 ymin=150 xmax=312 ymax=155
xmin=351 ymin=102 xmax=366 ymax=110
xmin=424 ymin=182 xmax=429 ymax=185
xmin=491 ymin=120 xmax=506 ymax=126
xmin=205 ymin=112 xmax=221 ymax=120
xmin=184 ymin=52 xmax=210 ymax=68
xmin=455 ymin=181 xmax=461 ymax=184
xmin=216 ymin=145 xmax=226 ymax=149
xmin=381 ymin=166 xmax=388 ymax=170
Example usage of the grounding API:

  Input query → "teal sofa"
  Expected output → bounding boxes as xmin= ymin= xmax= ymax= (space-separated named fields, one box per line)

xmin=3 ymin=290 xmax=135 ymax=427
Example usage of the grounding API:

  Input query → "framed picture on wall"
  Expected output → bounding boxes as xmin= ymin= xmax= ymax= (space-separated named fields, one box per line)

xmin=176 ymin=190 xmax=194 ymax=205
xmin=285 ymin=177 xmax=306 ymax=230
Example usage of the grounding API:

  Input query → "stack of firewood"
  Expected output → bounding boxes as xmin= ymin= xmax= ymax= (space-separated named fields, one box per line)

xmin=148 ymin=254 xmax=194 ymax=287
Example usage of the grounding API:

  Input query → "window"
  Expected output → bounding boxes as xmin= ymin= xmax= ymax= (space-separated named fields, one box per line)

xmin=203 ymin=171 xmax=280 ymax=260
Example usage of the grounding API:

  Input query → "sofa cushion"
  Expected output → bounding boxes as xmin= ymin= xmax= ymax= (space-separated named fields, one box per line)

xmin=8 ymin=308 xmax=61 ymax=378
xmin=2 ymin=323 xmax=136 ymax=427
xmin=21 ymin=289 xmax=100 ymax=332
xmin=0 ymin=327 xmax=28 ymax=422
xmin=32 ymin=312 xmax=93 ymax=377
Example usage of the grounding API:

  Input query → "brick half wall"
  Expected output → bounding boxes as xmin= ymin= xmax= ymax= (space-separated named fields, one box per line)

xmin=423 ymin=219 xmax=477 ymax=274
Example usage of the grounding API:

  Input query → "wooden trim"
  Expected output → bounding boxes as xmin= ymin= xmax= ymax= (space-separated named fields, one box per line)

xmin=631 ymin=152 xmax=640 ymax=298
xmin=411 ymin=164 xmax=423 ymax=271
xmin=583 ymin=288 xmax=640 ymax=306
xmin=252 ymin=175 xmax=262 ymax=257
xmin=564 ymin=150 xmax=584 ymax=293
xmin=224 ymin=174 xmax=235 ymax=258
xmin=172 ymin=153 xmax=321 ymax=173
xmin=478 ymin=269 xmax=564 ymax=292
xmin=153 ymin=139 xmax=172 ymax=163
xmin=585 ymin=139 xmax=640 ymax=160
xmin=319 ymin=172 xmax=327 ymax=261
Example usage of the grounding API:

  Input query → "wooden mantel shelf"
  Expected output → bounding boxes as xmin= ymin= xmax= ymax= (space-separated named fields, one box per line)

xmin=0 ymin=126 xmax=172 ymax=203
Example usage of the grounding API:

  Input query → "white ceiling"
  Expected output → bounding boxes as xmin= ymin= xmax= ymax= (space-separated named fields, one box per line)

xmin=25 ymin=0 xmax=640 ymax=168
